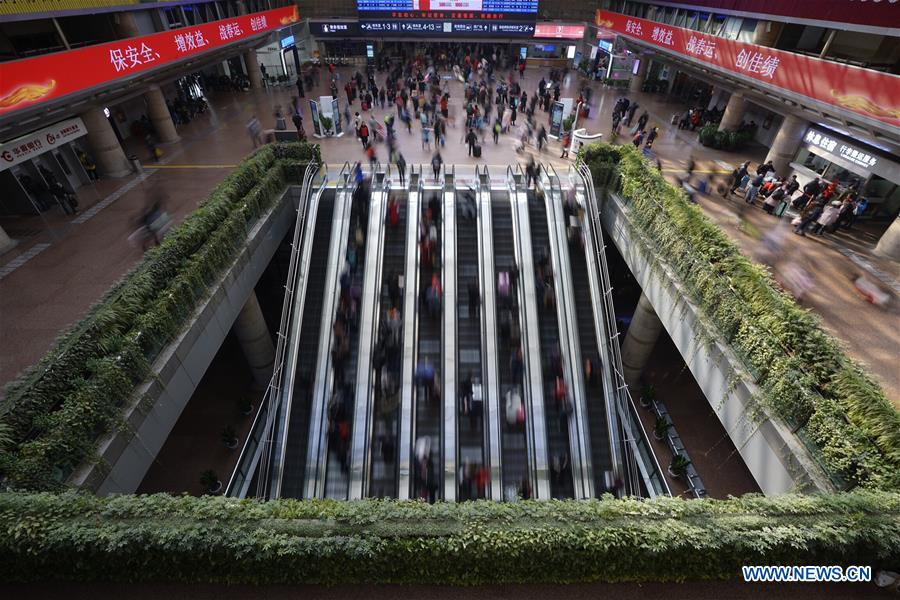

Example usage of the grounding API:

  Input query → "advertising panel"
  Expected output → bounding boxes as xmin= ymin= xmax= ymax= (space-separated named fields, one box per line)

xmin=533 ymin=24 xmax=585 ymax=39
xmin=0 ymin=117 xmax=87 ymax=172
xmin=642 ymin=1 xmax=898 ymax=30
xmin=0 ymin=6 xmax=299 ymax=116
xmin=357 ymin=0 xmax=538 ymax=20
xmin=595 ymin=10 xmax=900 ymax=128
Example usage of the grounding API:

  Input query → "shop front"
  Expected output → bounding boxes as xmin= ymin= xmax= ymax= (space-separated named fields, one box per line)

xmin=0 ymin=118 xmax=93 ymax=216
xmin=791 ymin=127 xmax=900 ymax=228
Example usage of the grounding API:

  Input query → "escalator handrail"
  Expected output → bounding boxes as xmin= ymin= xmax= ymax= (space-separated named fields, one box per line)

xmin=574 ymin=162 xmax=671 ymax=498
xmin=226 ymin=160 xmax=322 ymax=498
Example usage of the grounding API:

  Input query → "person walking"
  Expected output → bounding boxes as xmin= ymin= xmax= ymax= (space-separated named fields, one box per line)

xmin=644 ymin=126 xmax=659 ymax=149
xmin=560 ymin=131 xmax=571 ymax=158
xmin=466 ymin=128 xmax=478 ymax=156
xmin=431 ymin=151 xmax=443 ymax=181
xmin=358 ymin=120 xmax=370 ymax=149
xmin=396 ymin=153 xmax=407 ymax=187
xmin=745 ymin=173 xmax=765 ymax=205
xmin=729 ymin=161 xmax=750 ymax=195
xmin=291 ymin=111 xmax=305 ymax=141
xmin=537 ymin=125 xmax=547 ymax=152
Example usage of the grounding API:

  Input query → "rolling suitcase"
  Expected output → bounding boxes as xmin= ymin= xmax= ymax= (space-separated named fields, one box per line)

xmin=473 ymin=144 xmax=482 ymax=158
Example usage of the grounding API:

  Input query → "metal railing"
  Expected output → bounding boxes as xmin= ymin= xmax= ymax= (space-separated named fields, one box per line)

xmin=226 ymin=161 xmax=324 ymax=498
xmin=572 ymin=161 xmax=670 ymax=498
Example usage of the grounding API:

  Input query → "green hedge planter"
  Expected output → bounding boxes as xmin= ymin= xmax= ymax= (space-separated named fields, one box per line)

xmin=577 ymin=143 xmax=900 ymax=491
xmin=0 ymin=142 xmax=321 ymax=491
xmin=0 ymin=491 xmax=897 ymax=584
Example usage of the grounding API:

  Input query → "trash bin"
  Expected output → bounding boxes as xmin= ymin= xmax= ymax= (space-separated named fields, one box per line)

xmin=128 ymin=155 xmax=143 ymax=175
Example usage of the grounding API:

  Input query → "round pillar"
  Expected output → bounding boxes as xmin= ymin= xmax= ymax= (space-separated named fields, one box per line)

xmin=244 ymin=50 xmax=263 ymax=90
xmin=621 ymin=292 xmax=664 ymax=391
xmin=78 ymin=106 xmax=131 ymax=178
xmin=718 ymin=92 xmax=747 ymax=132
xmin=764 ymin=114 xmax=807 ymax=178
xmin=233 ymin=291 xmax=276 ymax=388
xmin=629 ymin=55 xmax=649 ymax=94
xmin=874 ymin=217 xmax=900 ymax=262
xmin=145 ymin=85 xmax=179 ymax=144
xmin=0 ymin=224 xmax=17 ymax=255
xmin=114 ymin=11 xmax=140 ymax=38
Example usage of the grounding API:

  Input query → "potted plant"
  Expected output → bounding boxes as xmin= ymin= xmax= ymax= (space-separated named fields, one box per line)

xmin=562 ymin=113 xmax=576 ymax=134
xmin=668 ymin=454 xmax=691 ymax=479
xmin=222 ymin=425 xmax=239 ymax=449
xmin=238 ymin=396 xmax=254 ymax=417
xmin=653 ymin=415 xmax=672 ymax=441
xmin=639 ymin=383 xmax=655 ymax=409
xmin=200 ymin=469 xmax=222 ymax=495
xmin=319 ymin=114 xmax=333 ymax=135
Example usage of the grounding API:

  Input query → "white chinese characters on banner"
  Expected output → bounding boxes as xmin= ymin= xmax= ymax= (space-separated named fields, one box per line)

xmin=804 ymin=129 xmax=878 ymax=169
xmin=685 ymin=35 xmax=716 ymax=59
xmin=218 ymin=22 xmax=245 ymax=41
xmin=109 ymin=43 xmax=160 ymax=73
xmin=735 ymin=49 xmax=780 ymax=78
xmin=624 ymin=19 xmax=643 ymax=36
xmin=250 ymin=15 xmax=268 ymax=31
xmin=651 ymin=26 xmax=674 ymax=45
xmin=174 ymin=30 xmax=209 ymax=53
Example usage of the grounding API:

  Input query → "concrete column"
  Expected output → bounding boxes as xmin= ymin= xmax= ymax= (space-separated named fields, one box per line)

xmin=874 ymin=217 xmax=900 ymax=261
xmin=114 ymin=11 xmax=140 ymax=39
xmin=78 ymin=106 xmax=131 ymax=178
xmin=144 ymin=85 xmax=179 ymax=144
xmin=233 ymin=290 xmax=276 ymax=388
xmin=0 ymin=224 xmax=16 ymax=255
xmin=621 ymin=292 xmax=664 ymax=391
xmin=717 ymin=92 xmax=747 ymax=132
xmin=244 ymin=50 xmax=263 ymax=90
xmin=629 ymin=54 xmax=649 ymax=94
xmin=753 ymin=20 xmax=782 ymax=47
xmin=764 ymin=113 xmax=808 ymax=178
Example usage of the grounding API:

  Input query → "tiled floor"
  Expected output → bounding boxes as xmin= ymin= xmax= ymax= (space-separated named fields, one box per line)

xmin=1 ymin=62 xmax=897 ymax=496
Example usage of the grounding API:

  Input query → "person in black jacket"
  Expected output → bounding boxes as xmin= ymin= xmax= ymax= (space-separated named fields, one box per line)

xmin=794 ymin=178 xmax=822 ymax=210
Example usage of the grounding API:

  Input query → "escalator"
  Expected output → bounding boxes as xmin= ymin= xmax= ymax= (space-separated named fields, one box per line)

xmin=367 ymin=190 xmax=407 ymax=498
xmin=565 ymin=203 xmax=614 ymax=495
xmin=279 ymin=188 xmax=336 ymax=499
xmin=324 ymin=177 xmax=370 ymax=499
xmin=412 ymin=190 xmax=443 ymax=502
xmin=491 ymin=190 xmax=530 ymax=500
xmin=527 ymin=189 xmax=575 ymax=499
xmin=455 ymin=185 xmax=486 ymax=500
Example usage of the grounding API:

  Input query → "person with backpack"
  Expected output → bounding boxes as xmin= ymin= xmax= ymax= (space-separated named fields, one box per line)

xmin=728 ymin=161 xmax=751 ymax=195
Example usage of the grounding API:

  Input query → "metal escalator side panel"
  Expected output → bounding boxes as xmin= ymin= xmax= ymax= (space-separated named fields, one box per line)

xmin=304 ymin=176 xmax=355 ymax=499
xmin=397 ymin=175 xmax=421 ymax=500
xmin=442 ymin=184 xmax=458 ymax=502
xmin=267 ymin=166 xmax=324 ymax=498
xmin=509 ymin=185 xmax=550 ymax=501
xmin=348 ymin=183 xmax=388 ymax=499
xmin=478 ymin=184 xmax=503 ymax=501
xmin=543 ymin=174 xmax=594 ymax=500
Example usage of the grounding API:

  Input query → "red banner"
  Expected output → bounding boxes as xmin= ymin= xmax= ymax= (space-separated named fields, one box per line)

xmin=643 ymin=1 xmax=899 ymax=30
xmin=534 ymin=24 xmax=585 ymax=39
xmin=0 ymin=5 xmax=299 ymax=115
xmin=595 ymin=10 xmax=900 ymax=129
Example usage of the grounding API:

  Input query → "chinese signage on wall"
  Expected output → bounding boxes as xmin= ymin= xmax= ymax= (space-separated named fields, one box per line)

xmin=533 ymin=24 xmax=585 ymax=39
xmin=0 ymin=117 xmax=87 ymax=172
xmin=0 ymin=6 xmax=298 ymax=116
xmin=804 ymin=129 xmax=879 ymax=170
xmin=594 ymin=10 xmax=900 ymax=129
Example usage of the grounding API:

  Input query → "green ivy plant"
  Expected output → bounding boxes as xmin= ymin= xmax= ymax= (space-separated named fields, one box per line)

xmin=578 ymin=142 xmax=900 ymax=491
xmin=0 ymin=491 xmax=897 ymax=584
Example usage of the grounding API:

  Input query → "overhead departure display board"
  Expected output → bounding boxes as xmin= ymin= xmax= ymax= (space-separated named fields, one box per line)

xmin=357 ymin=0 xmax=538 ymax=20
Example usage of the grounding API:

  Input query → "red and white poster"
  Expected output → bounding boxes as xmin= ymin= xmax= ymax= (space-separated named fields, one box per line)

xmin=0 ymin=6 xmax=299 ymax=116
xmin=595 ymin=10 xmax=900 ymax=129
xmin=534 ymin=24 xmax=585 ymax=39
